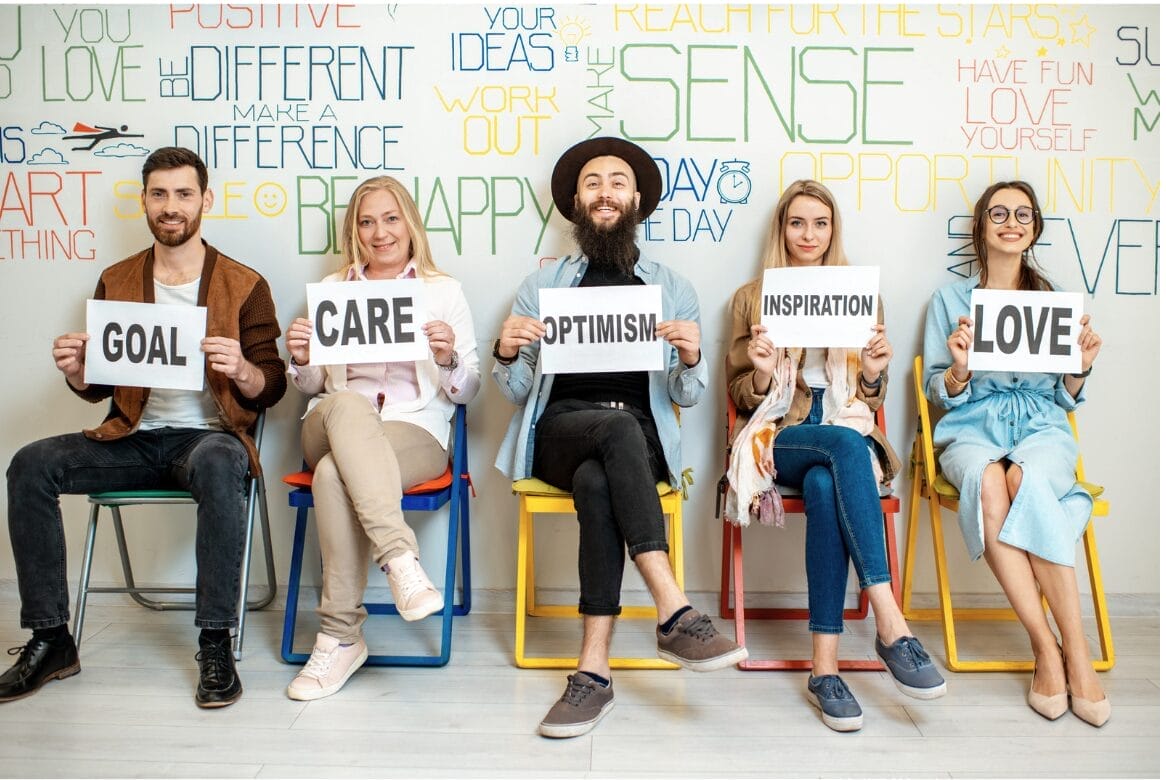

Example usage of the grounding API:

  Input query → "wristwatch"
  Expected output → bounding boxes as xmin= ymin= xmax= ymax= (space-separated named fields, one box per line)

xmin=438 ymin=351 xmax=459 ymax=371
xmin=492 ymin=338 xmax=517 ymax=365
xmin=1070 ymin=366 xmax=1092 ymax=379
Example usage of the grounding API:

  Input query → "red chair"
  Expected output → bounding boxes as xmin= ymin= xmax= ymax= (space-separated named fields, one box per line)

xmin=716 ymin=393 xmax=902 ymax=671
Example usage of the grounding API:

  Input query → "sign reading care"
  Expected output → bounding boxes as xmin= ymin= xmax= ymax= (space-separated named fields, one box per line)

xmin=538 ymin=285 xmax=663 ymax=374
xmin=967 ymin=289 xmax=1084 ymax=373
xmin=760 ymin=266 xmax=879 ymax=348
xmin=84 ymin=299 xmax=207 ymax=391
xmin=306 ymin=279 xmax=429 ymax=365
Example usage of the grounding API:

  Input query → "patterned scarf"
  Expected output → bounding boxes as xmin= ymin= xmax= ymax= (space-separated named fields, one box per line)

xmin=724 ymin=347 xmax=881 ymax=527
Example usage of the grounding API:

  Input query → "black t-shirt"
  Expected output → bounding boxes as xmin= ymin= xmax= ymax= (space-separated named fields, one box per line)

xmin=546 ymin=261 xmax=651 ymax=412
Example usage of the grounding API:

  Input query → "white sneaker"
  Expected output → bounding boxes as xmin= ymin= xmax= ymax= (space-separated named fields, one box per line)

xmin=385 ymin=552 xmax=444 ymax=621
xmin=286 ymin=633 xmax=368 ymax=701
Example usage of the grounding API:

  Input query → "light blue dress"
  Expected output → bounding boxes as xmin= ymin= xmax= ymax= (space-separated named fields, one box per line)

xmin=923 ymin=276 xmax=1093 ymax=566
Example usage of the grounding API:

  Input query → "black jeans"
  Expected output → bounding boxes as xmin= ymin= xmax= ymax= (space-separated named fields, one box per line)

xmin=533 ymin=399 xmax=669 ymax=616
xmin=6 ymin=427 xmax=250 ymax=630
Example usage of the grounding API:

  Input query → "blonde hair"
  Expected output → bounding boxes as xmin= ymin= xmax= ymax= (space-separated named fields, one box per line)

xmin=760 ymin=179 xmax=847 ymax=270
xmin=339 ymin=176 xmax=445 ymax=279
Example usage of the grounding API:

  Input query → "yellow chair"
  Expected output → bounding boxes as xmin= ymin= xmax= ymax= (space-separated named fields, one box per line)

xmin=902 ymin=355 xmax=1114 ymax=672
xmin=513 ymin=477 xmax=687 ymax=669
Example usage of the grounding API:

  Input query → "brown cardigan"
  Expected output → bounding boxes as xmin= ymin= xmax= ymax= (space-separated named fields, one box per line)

xmin=725 ymin=277 xmax=901 ymax=483
xmin=71 ymin=242 xmax=287 ymax=474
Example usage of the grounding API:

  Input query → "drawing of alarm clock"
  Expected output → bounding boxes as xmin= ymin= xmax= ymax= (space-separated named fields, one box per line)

xmin=716 ymin=159 xmax=752 ymax=205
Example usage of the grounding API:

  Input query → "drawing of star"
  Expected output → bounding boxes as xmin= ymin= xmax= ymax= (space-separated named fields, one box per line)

xmin=1057 ymin=38 xmax=1066 ymax=47
xmin=1037 ymin=46 xmax=1048 ymax=57
xmin=1070 ymin=15 xmax=1096 ymax=46
xmin=995 ymin=44 xmax=1011 ymax=59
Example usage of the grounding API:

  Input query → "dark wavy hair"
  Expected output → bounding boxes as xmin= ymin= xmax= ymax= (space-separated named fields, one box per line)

xmin=971 ymin=180 xmax=1052 ymax=291
xmin=141 ymin=147 xmax=208 ymax=193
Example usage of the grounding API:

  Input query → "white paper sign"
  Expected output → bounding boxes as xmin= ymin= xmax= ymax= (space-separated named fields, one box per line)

xmin=539 ymin=285 xmax=664 ymax=374
xmin=84 ymin=299 xmax=207 ymax=391
xmin=760 ymin=266 xmax=880 ymax=348
xmin=306 ymin=279 xmax=428 ymax=365
xmin=967 ymin=289 xmax=1084 ymax=373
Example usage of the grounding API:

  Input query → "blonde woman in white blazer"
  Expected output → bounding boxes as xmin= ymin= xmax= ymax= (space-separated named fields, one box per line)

xmin=283 ymin=176 xmax=479 ymax=700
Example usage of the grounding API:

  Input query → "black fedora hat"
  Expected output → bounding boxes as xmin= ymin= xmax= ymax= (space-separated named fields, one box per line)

xmin=550 ymin=136 xmax=662 ymax=223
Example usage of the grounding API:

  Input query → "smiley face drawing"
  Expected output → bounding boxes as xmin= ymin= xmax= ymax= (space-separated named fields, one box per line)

xmin=253 ymin=182 xmax=288 ymax=217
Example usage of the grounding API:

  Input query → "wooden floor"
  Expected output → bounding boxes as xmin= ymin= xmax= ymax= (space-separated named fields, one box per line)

xmin=0 ymin=593 xmax=1157 ymax=778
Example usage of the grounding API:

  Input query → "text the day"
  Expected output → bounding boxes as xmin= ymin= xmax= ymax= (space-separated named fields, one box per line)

xmin=305 ymin=278 xmax=429 ymax=366
xmin=760 ymin=266 xmax=880 ymax=348
xmin=538 ymin=285 xmax=664 ymax=375
xmin=84 ymin=299 xmax=207 ymax=391
xmin=967 ymin=289 xmax=1084 ymax=374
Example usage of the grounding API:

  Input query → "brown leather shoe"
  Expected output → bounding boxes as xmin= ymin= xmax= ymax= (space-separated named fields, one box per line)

xmin=0 ymin=634 xmax=80 ymax=702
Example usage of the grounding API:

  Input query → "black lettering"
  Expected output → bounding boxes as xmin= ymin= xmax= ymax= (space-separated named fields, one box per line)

xmin=972 ymin=304 xmax=994 ymax=352
xmin=126 ymin=324 xmax=146 ymax=363
xmin=366 ymin=298 xmax=391 ymax=343
xmin=169 ymin=326 xmax=187 ymax=366
xmin=557 ymin=315 xmax=572 ymax=343
xmin=763 ymin=294 xmax=778 ymax=316
xmin=639 ymin=313 xmax=656 ymax=341
xmin=392 ymin=296 xmax=414 ymax=343
xmin=147 ymin=327 xmax=169 ymax=365
xmin=542 ymin=315 xmax=557 ymax=344
xmin=316 ymin=300 xmax=339 ymax=347
xmin=596 ymin=313 xmax=614 ymax=343
xmin=1022 ymin=306 xmax=1049 ymax=354
xmin=996 ymin=305 xmax=1021 ymax=354
xmin=342 ymin=299 xmax=365 ymax=345
xmin=860 ymin=295 xmax=874 ymax=317
xmin=809 ymin=295 xmax=821 ymax=316
xmin=1049 ymin=307 xmax=1072 ymax=355
xmin=572 ymin=314 xmax=587 ymax=343
xmin=103 ymin=322 xmax=123 ymax=361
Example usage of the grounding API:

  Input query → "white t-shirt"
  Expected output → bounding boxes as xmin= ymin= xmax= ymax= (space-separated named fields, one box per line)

xmin=801 ymin=347 xmax=828 ymax=389
xmin=137 ymin=279 xmax=221 ymax=431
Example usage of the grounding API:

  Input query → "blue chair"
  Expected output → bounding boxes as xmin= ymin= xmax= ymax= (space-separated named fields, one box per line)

xmin=280 ymin=404 xmax=471 ymax=667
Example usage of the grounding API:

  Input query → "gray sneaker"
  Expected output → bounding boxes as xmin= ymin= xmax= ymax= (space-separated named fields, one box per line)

xmin=538 ymin=673 xmax=615 ymax=738
xmin=806 ymin=674 xmax=864 ymax=732
xmin=656 ymin=610 xmax=748 ymax=671
xmin=876 ymin=635 xmax=947 ymax=699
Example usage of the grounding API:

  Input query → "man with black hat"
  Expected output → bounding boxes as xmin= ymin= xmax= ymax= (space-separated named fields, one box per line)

xmin=492 ymin=137 xmax=747 ymax=738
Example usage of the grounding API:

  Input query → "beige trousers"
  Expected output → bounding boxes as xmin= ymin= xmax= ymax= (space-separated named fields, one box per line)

xmin=301 ymin=391 xmax=447 ymax=642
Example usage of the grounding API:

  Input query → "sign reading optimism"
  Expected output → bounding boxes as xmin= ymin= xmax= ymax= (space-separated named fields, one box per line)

xmin=306 ymin=279 xmax=429 ymax=366
xmin=538 ymin=285 xmax=664 ymax=374
xmin=968 ymin=289 xmax=1084 ymax=373
xmin=760 ymin=266 xmax=879 ymax=348
xmin=84 ymin=299 xmax=207 ymax=391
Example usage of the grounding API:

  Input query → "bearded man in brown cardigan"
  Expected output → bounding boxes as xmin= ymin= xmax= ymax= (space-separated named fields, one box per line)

xmin=1 ymin=147 xmax=287 ymax=709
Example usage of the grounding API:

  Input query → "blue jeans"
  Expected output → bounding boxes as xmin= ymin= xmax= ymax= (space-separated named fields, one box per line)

xmin=533 ymin=399 xmax=669 ymax=616
xmin=6 ymin=428 xmax=250 ymax=630
xmin=773 ymin=392 xmax=890 ymax=634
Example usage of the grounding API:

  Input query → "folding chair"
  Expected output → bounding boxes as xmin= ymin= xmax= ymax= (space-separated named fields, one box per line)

xmin=280 ymin=404 xmax=471 ymax=667
xmin=513 ymin=477 xmax=688 ymax=670
xmin=73 ymin=411 xmax=277 ymax=661
xmin=901 ymin=355 xmax=1114 ymax=672
xmin=716 ymin=393 xmax=902 ymax=671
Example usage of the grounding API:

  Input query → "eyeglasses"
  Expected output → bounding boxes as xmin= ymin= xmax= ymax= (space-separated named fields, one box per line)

xmin=985 ymin=205 xmax=1037 ymax=225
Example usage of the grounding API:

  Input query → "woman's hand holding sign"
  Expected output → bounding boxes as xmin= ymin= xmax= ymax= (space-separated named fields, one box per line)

xmin=746 ymin=324 xmax=777 ymax=394
xmin=422 ymin=320 xmax=457 ymax=367
xmin=860 ymin=323 xmax=892 ymax=383
xmin=285 ymin=317 xmax=313 ymax=366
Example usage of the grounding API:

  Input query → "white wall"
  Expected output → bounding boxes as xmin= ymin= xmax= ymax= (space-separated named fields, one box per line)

xmin=0 ymin=4 xmax=1158 ymax=606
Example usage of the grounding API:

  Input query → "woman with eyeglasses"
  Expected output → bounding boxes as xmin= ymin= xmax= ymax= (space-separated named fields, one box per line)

xmin=923 ymin=181 xmax=1107 ymax=726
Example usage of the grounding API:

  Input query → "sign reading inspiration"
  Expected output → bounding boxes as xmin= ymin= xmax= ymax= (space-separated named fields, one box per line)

xmin=760 ymin=266 xmax=880 ymax=348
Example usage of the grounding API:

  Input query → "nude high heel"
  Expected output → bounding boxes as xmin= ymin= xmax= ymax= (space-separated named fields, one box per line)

xmin=1027 ymin=670 xmax=1069 ymax=720
xmin=1069 ymin=689 xmax=1111 ymax=727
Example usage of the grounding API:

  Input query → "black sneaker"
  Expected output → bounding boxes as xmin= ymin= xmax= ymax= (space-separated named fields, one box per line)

xmin=538 ymin=673 xmax=615 ymax=738
xmin=195 ymin=634 xmax=242 ymax=708
xmin=806 ymin=674 xmax=864 ymax=732
xmin=0 ymin=634 xmax=80 ymax=702
xmin=876 ymin=635 xmax=947 ymax=699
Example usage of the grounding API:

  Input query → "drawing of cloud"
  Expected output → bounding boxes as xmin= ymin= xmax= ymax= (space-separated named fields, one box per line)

xmin=31 ymin=121 xmax=66 ymax=135
xmin=27 ymin=147 xmax=68 ymax=165
xmin=94 ymin=142 xmax=150 ymax=158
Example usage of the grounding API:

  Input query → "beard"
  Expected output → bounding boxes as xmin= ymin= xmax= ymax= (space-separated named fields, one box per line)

xmin=571 ymin=200 xmax=639 ymax=276
xmin=147 ymin=210 xmax=202 ymax=248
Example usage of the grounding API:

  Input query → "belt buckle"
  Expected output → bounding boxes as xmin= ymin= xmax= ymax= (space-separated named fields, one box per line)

xmin=601 ymin=400 xmax=625 ymax=411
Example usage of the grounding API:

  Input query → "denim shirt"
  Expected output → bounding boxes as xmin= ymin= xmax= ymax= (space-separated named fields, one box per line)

xmin=492 ymin=254 xmax=708 ymax=487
